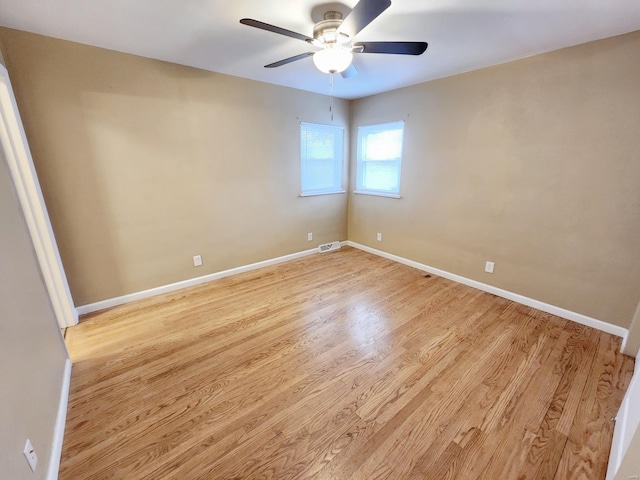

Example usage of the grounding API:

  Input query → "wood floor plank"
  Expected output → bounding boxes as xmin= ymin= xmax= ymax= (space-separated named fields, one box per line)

xmin=515 ymin=325 xmax=599 ymax=480
xmin=476 ymin=332 xmax=573 ymax=480
xmin=406 ymin=316 xmax=564 ymax=479
xmin=313 ymin=302 xmax=547 ymax=479
xmin=136 ymin=280 xmax=470 ymax=478
xmin=59 ymin=247 xmax=634 ymax=480
xmin=163 ymin=282 xmax=476 ymax=479
xmin=553 ymin=332 xmax=636 ymax=480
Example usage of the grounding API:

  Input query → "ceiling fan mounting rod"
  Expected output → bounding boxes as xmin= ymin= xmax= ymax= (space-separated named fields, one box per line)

xmin=323 ymin=11 xmax=343 ymax=21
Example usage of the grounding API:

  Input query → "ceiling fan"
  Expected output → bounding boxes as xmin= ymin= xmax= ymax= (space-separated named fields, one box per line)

xmin=240 ymin=0 xmax=428 ymax=79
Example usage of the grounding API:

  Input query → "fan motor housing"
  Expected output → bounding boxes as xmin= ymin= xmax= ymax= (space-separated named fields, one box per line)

xmin=313 ymin=11 xmax=347 ymax=44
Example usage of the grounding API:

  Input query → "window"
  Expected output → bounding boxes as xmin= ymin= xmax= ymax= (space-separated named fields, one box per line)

xmin=300 ymin=122 xmax=345 ymax=196
xmin=356 ymin=121 xmax=405 ymax=197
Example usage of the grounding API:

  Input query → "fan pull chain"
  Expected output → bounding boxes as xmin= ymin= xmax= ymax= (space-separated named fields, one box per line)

xmin=329 ymin=72 xmax=334 ymax=121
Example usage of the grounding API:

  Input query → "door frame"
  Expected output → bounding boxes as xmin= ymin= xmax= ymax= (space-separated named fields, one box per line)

xmin=607 ymin=361 xmax=639 ymax=479
xmin=0 ymin=64 xmax=78 ymax=328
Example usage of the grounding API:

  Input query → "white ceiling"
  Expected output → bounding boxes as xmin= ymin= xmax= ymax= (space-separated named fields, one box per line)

xmin=0 ymin=0 xmax=639 ymax=99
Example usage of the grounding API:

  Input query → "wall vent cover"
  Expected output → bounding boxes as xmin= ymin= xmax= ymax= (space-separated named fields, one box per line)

xmin=318 ymin=241 xmax=341 ymax=253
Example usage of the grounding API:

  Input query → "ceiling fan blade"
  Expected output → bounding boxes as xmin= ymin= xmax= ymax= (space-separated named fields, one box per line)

xmin=354 ymin=41 xmax=428 ymax=55
xmin=265 ymin=52 xmax=315 ymax=68
xmin=240 ymin=18 xmax=314 ymax=43
xmin=337 ymin=0 xmax=391 ymax=38
xmin=341 ymin=64 xmax=358 ymax=79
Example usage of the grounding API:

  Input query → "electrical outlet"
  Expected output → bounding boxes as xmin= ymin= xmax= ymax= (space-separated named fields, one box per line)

xmin=193 ymin=255 xmax=202 ymax=267
xmin=23 ymin=439 xmax=37 ymax=472
xmin=307 ymin=232 xmax=313 ymax=241
xmin=627 ymin=476 xmax=639 ymax=480
xmin=485 ymin=261 xmax=495 ymax=273
xmin=377 ymin=232 xmax=382 ymax=241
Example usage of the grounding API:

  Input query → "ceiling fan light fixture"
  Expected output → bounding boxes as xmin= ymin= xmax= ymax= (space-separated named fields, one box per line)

xmin=313 ymin=45 xmax=353 ymax=74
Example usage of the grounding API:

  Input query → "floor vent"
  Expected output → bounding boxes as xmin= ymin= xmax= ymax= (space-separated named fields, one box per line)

xmin=318 ymin=241 xmax=341 ymax=253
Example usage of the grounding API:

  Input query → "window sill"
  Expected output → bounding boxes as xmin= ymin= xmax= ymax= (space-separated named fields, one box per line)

xmin=299 ymin=189 xmax=346 ymax=197
xmin=353 ymin=190 xmax=401 ymax=199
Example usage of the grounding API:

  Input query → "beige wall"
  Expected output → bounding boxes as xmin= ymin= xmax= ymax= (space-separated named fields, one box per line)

xmin=0 ymin=149 xmax=68 ymax=479
xmin=349 ymin=31 xmax=640 ymax=328
xmin=0 ymin=28 xmax=349 ymax=306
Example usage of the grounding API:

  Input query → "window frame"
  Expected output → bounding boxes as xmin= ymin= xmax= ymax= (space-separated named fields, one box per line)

xmin=355 ymin=120 xmax=405 ymax=198
xmin=300 ymin=122 xmax=346 ymax=197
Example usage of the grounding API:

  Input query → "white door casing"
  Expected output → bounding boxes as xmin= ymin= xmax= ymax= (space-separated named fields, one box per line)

xmin=607 ymin=356 xmax=640 ymax=479
xmin=0 ymin=64 xmax=78 ymax=329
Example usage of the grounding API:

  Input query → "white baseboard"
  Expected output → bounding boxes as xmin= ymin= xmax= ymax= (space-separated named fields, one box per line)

xmin=77 ymin=241 xmax=627 ymax=339
xmin=620 ymin=335 xmax=628 ymax=354
xmin=48 ymin=358 xmax=71 ymax=480
xmin=347 ymin=241 xmax=628 ymax=339
xmin=77 ymin=248 xmax=320 ymax=315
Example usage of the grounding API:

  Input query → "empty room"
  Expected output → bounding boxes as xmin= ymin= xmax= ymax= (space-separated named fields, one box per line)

xmin=1 ymin=0 xmax=640 ymax=479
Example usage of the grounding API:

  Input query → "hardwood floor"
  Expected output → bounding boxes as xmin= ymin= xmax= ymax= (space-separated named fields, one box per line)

xmin=60 ymin=247 xmax=634 ymax=479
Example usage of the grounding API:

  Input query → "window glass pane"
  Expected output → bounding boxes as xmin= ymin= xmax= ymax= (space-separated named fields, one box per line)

xmin=301 ymin=123 xmax=344 ymax=195
xmin=306 ymin=159 xmax=339 ymax=190
xmin=362 ymin=161 xmax=400 ymax=191
xmin=303 ymin=129 xmax=335 ymax=159
xmin=356 ymin=121 xmax=404 ymax=195
xmin=364 ymin=128 xmax=403 ymax=161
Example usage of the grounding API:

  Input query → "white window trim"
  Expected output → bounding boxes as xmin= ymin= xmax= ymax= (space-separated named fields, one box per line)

xmin=356 ymin=120 xmax=405 ymax=197
xmin=353 ymin=190 xmax=401 ymax=199
xmin=300 ymin=189 xmax=346 ymax=197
